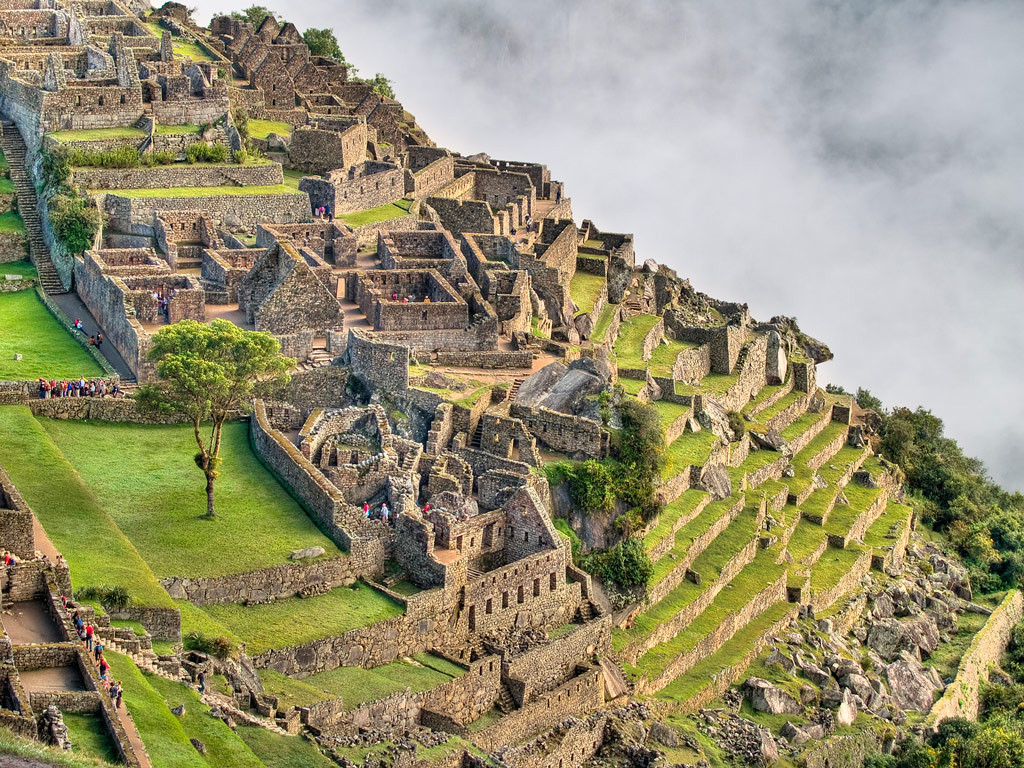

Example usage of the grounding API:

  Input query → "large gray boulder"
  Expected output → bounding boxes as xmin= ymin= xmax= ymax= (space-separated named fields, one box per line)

xmin=696 ymin=464 xmax=732 ymax=500
xmin=867 ymin=618 xmax=907 ymax=661
xmin=886 ymin=657 xmax=943 ymax=711
xmin=745 ymin=677 xmax=803 ymax=715
xmin=801 ymin=663 xmax=837 ymax=690
xmin=766 ymin=330 xmax=787 ymax=384
xmin=836 ymin=688 xmax=858 ymax=726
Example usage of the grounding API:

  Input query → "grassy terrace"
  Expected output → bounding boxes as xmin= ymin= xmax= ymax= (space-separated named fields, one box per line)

xmin=41 ymin=419 xmax=341 ymax=578
xmin=259 ymin=653 xmax=463 ymax=710
xmin=750 ymin=387 xmax=801 ymax=426
xmin=727 ymin=448 xmax=783 ymax=490
xmin=634 ymin=546 xmax=785 ymax=679
xmin=648 ymin=338 xmax=695 ymax=378
xmin=655 ymin=600 xmax=793 ymax=704
xmin=282 ymin=167 xmax=306 ymax=190
xmin=742 ymin=374 xmax=793 ymax=418
xmin=662 ymin=428 xmax=719 ymax=480
xmin=644 ymin=489 xmax=708 ymax=553
xmin=864 ymin=502 xmax=912 ymax=549
xmin=48 ymin=126 xmax=145 ymax=142
xmin=618 ymin=376 xmax=645 ymax=396
xmin=592 ymin=301 xmax=618 ymax=343
xmin=238 ymin=724 xmax=336 ymax=768
xmin=614 ymin=314 xmax=660 ymax=370
xmin=0 ymin=408 xmax=173 ymax=607
xmin=786 ymin=420 xmax=849 ymax=497
xmin=674 ymin=371 xmax=739 ymax=398
xmin=570 ymin=271 xmax=605 ymax=316
xmin=0 ymin=175 xmax=12 ymax=194
xmin=153 ymin=123 xmax=202 ymax=136
xmin=199 ymin=583 xmax=404 ymax=655
xmin=803 ymin=445 xmax=868 ymax=523
xmin=809 ymin=544 xmax=865 ymax=594
xmin=786 ymin=519 xmax=827 ymax=566
xmin=652 ymin=399 xmax=691 ymax=431
xmin=339 ymin=198 xmax=414 ymax=228
xmin=62 ymin=712 xmax=120 ymax=764
xmin=779 ymin=405 xmax=830 ymax=442
xmin=248 ymin=119 xmax=294 ymax=139
xmin=0 ymin=291 xmax=102 ymax=379
xmin=651 ymin=497 xmax=754 ymax=587
xmin=112 ymin=184 xmax=296 ymax=198
xmin=0 ymin=210 xmax=26 ymax=235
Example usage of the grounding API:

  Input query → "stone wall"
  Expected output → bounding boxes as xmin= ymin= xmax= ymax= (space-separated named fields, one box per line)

xmin=473 ymin=667 xmax=603 ymax=752
xmin=0 ymin=463 xmax=34 ymax=559
xmin=161 ymin=556 xmax=356 ymax=605
xmin=925 ymin=589 xmax=1024 ymax=729
xmin=26 ymin=395 xmax=188 ymax=423
xmin=70 ymin=162 xmax=283 ymax=190
xmin=346 ymin=329 xmax=410 ymax=393
xmin=508 ymin=404 xmax=606 ymax=460
xmin=103 ymin=189 xmax=310 ymax=235
xmin=503 ymin=618 xmax=611 ymax=705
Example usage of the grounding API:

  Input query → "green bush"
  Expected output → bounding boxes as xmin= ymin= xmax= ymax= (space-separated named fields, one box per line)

xmin=150 ymin=150 xmax=176 ymax=165
xmin=66 ymin=144 xmax=142 ymax=169
xmin=726 ymin=410 xmax=745 ymax=440
xmin=75 ymin=584 xmax=131 ymax=610
xmin=49 ymin=193 xmax=101 ymax=253
xmin=41 ymin=146 xmax=72 ymax=192
xmin=185 ymin=142 xmax=230 ymax=164
xmin=567 ymin=460 xmax=616 ymax=514
xmin=184 ymin=631 xmax=234 ymax=660
xmin=233 ymin=148 xmax=250 ymax=165
xmin=580 ymin=536 xmax=653 ymax=589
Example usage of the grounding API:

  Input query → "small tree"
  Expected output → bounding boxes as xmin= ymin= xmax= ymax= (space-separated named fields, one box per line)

xmin=303 ymin=27 xmax=345 ymax=61
xmin=367 ymin=73 xmax=395 ymax=100
xmin=230 ymin=5 xmax=275 ymax=27
xmin=49 ymin=193 xmax=101 ymax=253
xmin=138 ymin=319 xmax=292 ymax=518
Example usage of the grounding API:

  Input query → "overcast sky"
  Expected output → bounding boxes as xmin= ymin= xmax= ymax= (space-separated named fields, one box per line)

xmin=196 ymin=0 xmax=1024 ymax=490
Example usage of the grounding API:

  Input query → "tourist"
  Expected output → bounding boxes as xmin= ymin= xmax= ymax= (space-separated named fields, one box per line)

xmin=74 ymin=614 xmax=83 ymax=634
xmin=198 ymin=672 xmax=206 ymax=694
xmin=324 ymin=204 xmax=332 ymax=221
xmin=96 ymin=333 xmax=103 ymax=347
xmin=380 ymin=502 xmax=389 ymax=522
xmin=423 ymin=296 xmax=431 ymax=304
xmin=94 ymin=643 xmax=103 ymax=662
xmin=38 ymin=379 xmax=46 ymax=399
xmin=89 ymin=335 xmax=96 ymax=346
xmin=85 ymin=622 xmax=94 ymax=650
xmin=114 ymin=682 xmax=123 ymax=709
xmin=98 ymin=656 xmax=109 ymax=678
xmin=363 ymin=501 xmax=370 ymax=518
xmin=423 ymin=503 xmax=430 ymax=513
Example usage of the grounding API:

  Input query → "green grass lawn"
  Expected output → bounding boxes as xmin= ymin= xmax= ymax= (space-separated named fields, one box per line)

xmin=146 ymin=674 xmax=265 ymax=768
xmin=0 ymin=175 xmax=13 ymax=194
xmin=39 ymin=419 xmax=341 ymax=579
xmin=0 ymin=149 xmax=8 ymax=171
xmin=648 ymin=338 xmax=695 ymax=378
xmin=48 ymin=127 xmax=146 ymax=143
xmin=339 ymin=199 xmax=414 ymax=228
xmin=1 ymin=258 xmax=35 ymax=278
xmin=0 ymin=407 xmax=173 ymax=607
xmin=570 ymin=271 xmax=605 ymax=317
xmin=281 ymin=168 xmax=306 ymax=190
xmin=199 ymin=582 xmax=403 ymax=655
xmin=0 ymin=290 xmax=104 ymax=379
xmin=237 ymin=725 xmax=335 ymax=768
xmin=112 ymin=185 xmax=296 ymax=198
xmin=106 ymin=651 xmax=208 ymax=768
xmin=153 ymin=123 xmax=202 ymax=136
xmin=173 ymin=40 xmax=217 ymax=61
xmin=592 ymin=302 xmax=618 ymax=343
xmin=62 ymin=712 xmax=121 ymax=765
xmin=614 ymin=314 xmax=660 ymax=370
xmin=248 ymin=120 xmax=294 ymax=139
xmin=643 ymin=489 xmax=708 ymax=553
xmin=662 ymin=428 xmax=719 ymax=480
xmin=0 ymin=727 xmax=113 ymax=768
xmin=257 ymin=653 xmax=462 ymax=711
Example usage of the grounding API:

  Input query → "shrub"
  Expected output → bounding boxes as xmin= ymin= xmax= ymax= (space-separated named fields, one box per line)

xmin=65 ymin=144 xmax=142 ymax=169
xmin=726 ymin=410 xmax=745 ymax=440
xmin=567 ymin=460 xmax=616 ymax=514
xmin=184 ymin=631 xmax=234 ymax=660
xmin=150 ymin=150 xmax=176 ymax=165
xmin=49 ymin=193 xmax=101 ymax=253
xmin=185 ymin=142 xmax=230 ymax=164
xmin=233 ymin=148 xmax=250 ymax=165
xmin=41 ymin=146 xmax=72 ymax=192
xmin=75 ymin=584 xmax=131 ymax=610
xmin=618 ymin=399 xmax=665 ymax=479
xmin=581 ymin=536 xmax=653 ymax=589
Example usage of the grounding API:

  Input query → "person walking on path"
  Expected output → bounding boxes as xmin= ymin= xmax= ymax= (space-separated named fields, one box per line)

xmin=85 ymin=622 xmax=94 ymax=650
xmin=198 ymin=672 xmax=206 ymax=694
xmin=94 ymin=642 xmax=103 ymax=663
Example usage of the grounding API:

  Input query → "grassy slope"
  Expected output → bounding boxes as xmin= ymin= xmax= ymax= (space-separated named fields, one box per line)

xmin=145 ymin=674 xmax=266 ymax=768
xmin=614 ymin=314 xmax=660 ymax=370
xmin=199 ymin=582 xmax=403 ymax=655
xmin=0 ymin=291 xmax=104 ymax=379
xmin=0 ymin=407 xmax=172 ymax=607
xmin=569 ymin=272 xmax=605 ymax=316
xmin=49 ymin=127 xmax=146 ymax=142
xmin=0 ymin=210 xmax=26 ymax=234
xmin=236 ymin=725 xmax=335 ymax=768
xmin=105 ymin=651 xmax=207 ymax=768
xmin=247 ymin=120 xmax=294 ymax=139
xmin=62 ymin=712 xmax=121 ymax=765
xmin=339 ymin=198 xmax=414 ymax=228
xmin=40 ymin=419 xmax=340 ymax=579
xmin=0 ymin=258 xmax=35 ymax=278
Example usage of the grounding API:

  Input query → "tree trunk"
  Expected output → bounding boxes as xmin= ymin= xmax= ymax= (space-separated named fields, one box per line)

xmin=204 ymin=469 xmax=217 ymax=519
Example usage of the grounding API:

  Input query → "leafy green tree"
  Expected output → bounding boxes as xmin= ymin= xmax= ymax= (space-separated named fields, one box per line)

xmin=138 ymin=319 xmax=292 ymax=518
xmin=582 ymin=536 xmax=653 ymax=589
xmin=303 ymin=27 xmax=345 ymax=62
xmin=367 ymin=73 xmax=395 ymax=99
xmin=855 ymin=387 xmax=884 ymax=411
xmin=567 ymin=459 xmax=615 ymax=513
xmin=230 ymin=5 xmax=275 ymax=27
xmin=49 ymin=193 xmax=101 ymax=253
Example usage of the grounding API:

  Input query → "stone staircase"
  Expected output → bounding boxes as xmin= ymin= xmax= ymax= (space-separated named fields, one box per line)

xmin=508 ymin=378 xmax=524 ymax=401
xmin=0 ymin=119 xmax=65 ymax=293
xmin=495 ymin=682 xmax=516 ymax=714
xmin=470 ymin=421 xmax=483 ymax=449
xmin=295 ymin=348 xmax=333 ymax=372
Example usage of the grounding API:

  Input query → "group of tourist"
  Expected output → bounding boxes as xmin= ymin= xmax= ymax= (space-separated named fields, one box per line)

xmin=68 ymin=605 xmax=124 ymax=708
xmin=150 ymin=290 xmax=174 ymax=323
xmin=390 ymin=291 xmax=431 ymax=304
xmin=363 ymin=501 xmax=392 ymax=524
xmin=37 ymin=378 xmax=122 ymax=399
xmin=314 ymin=204 xmax=333 ymax=221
